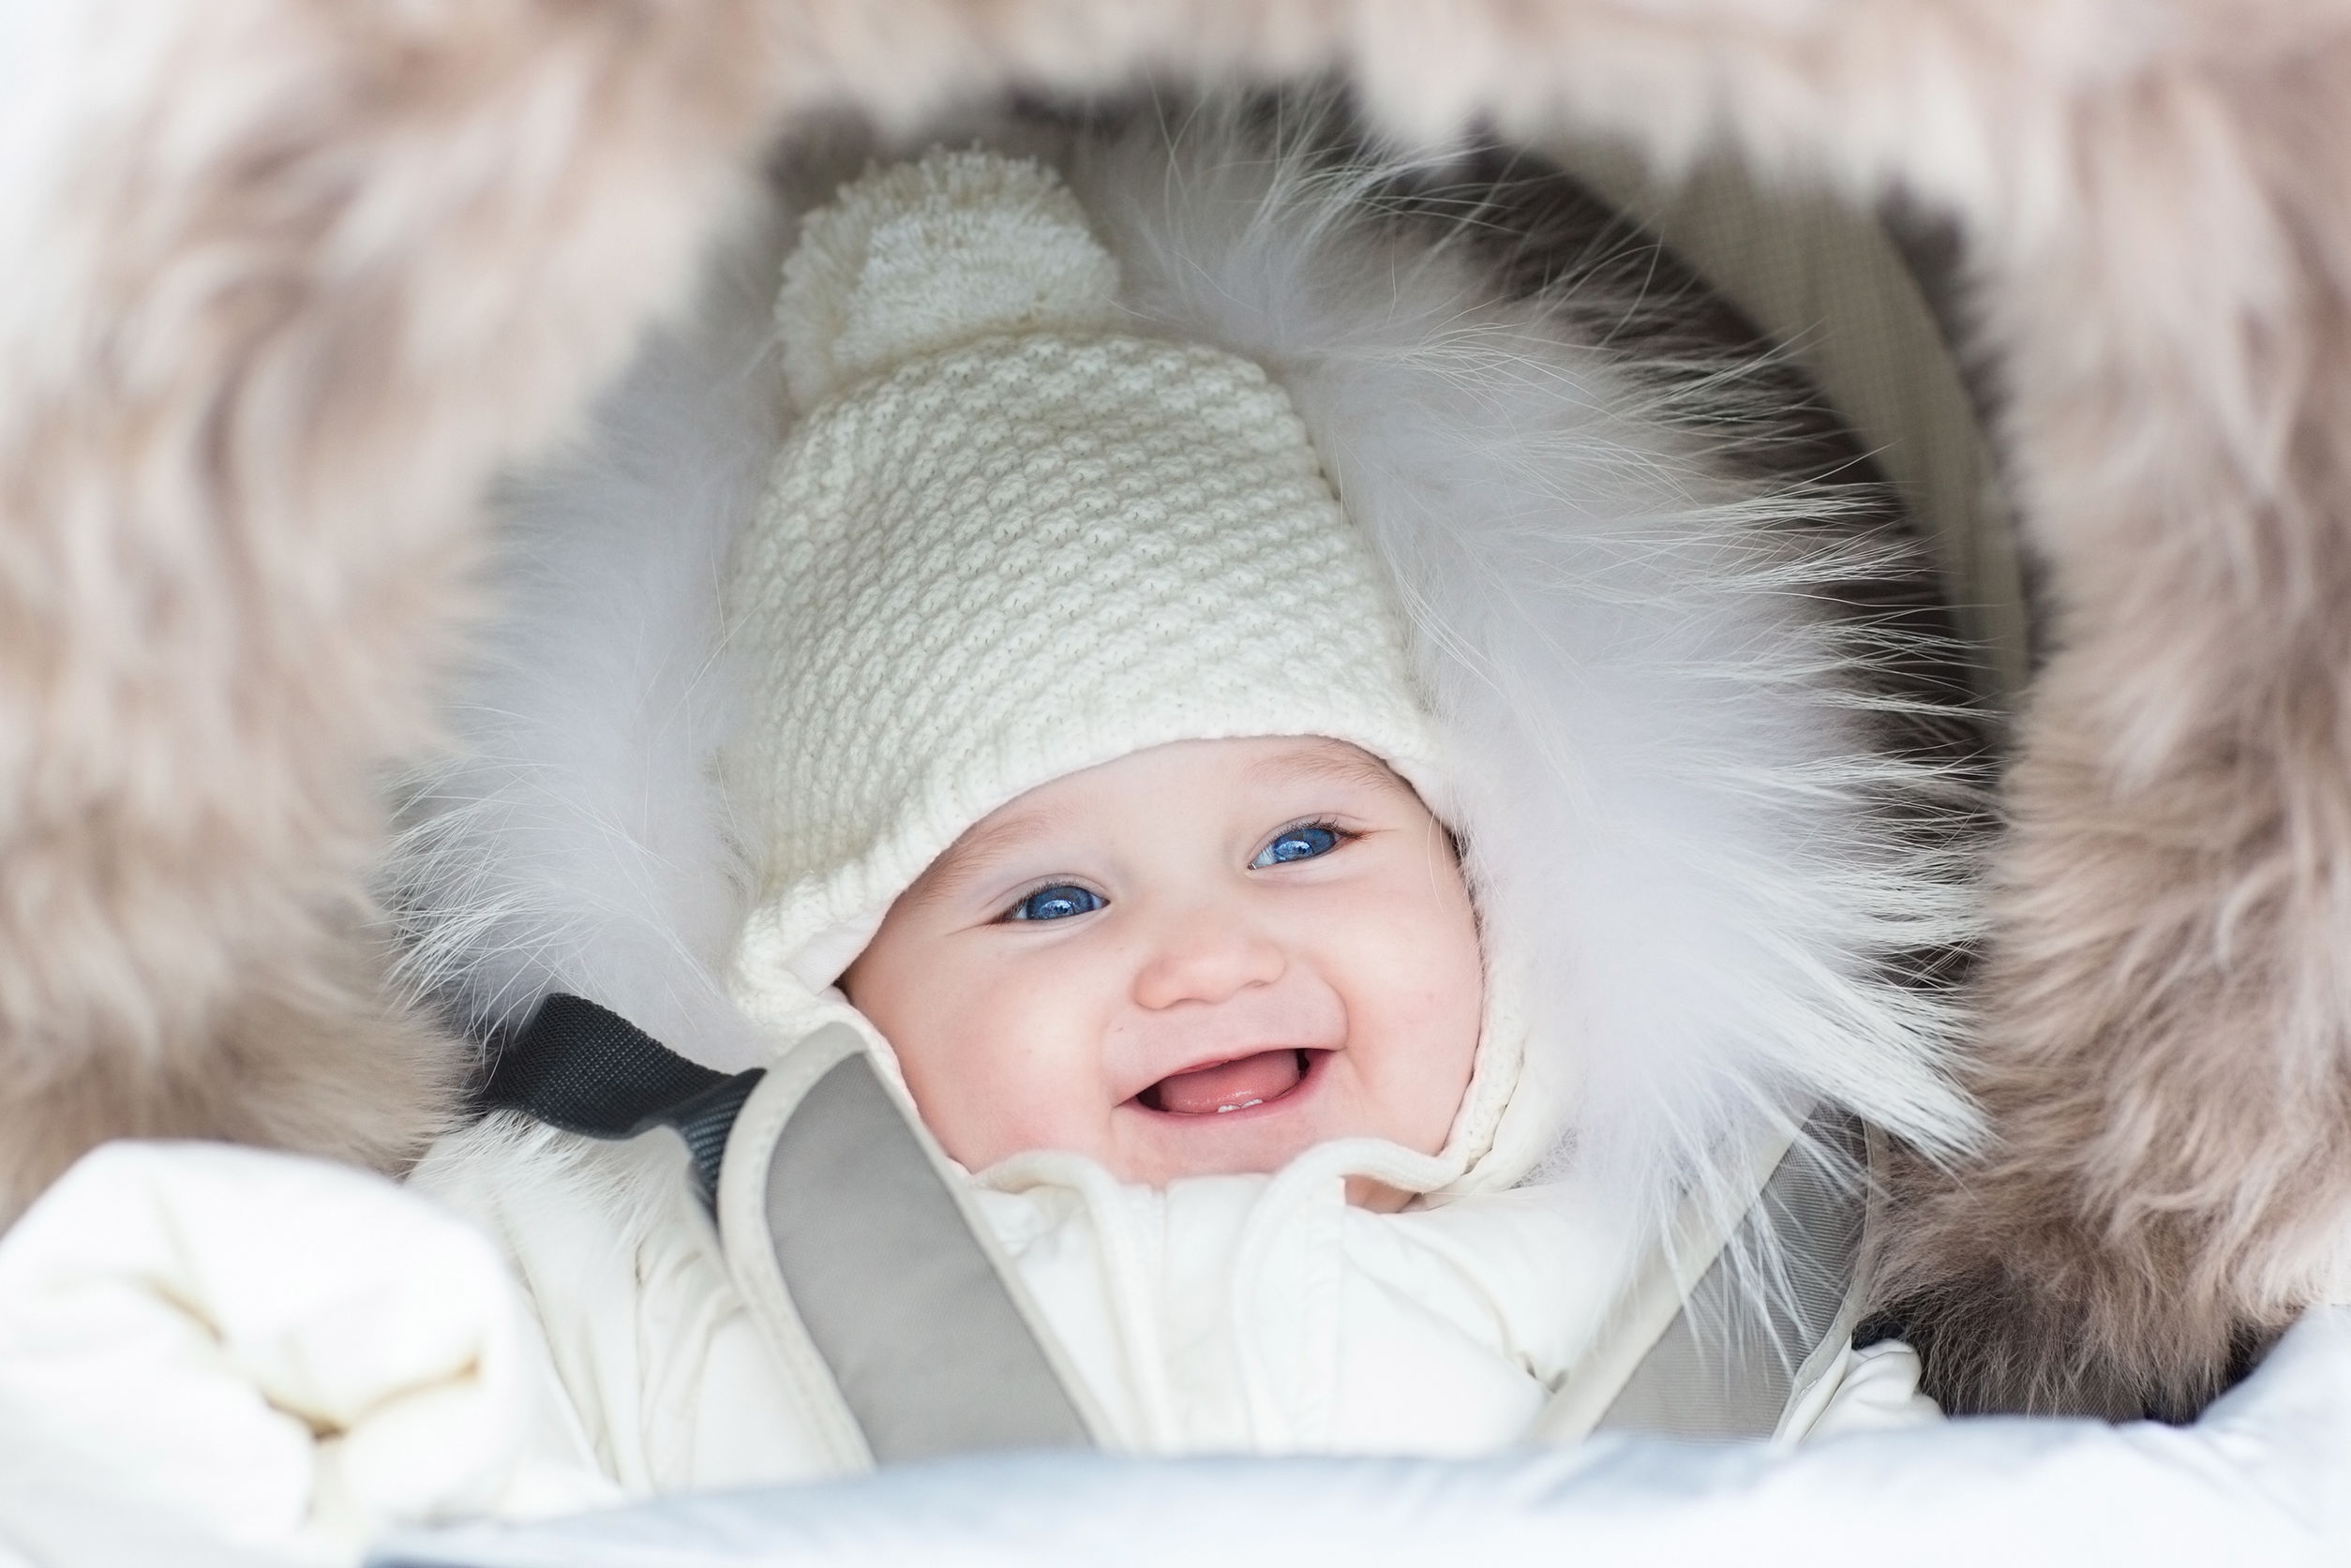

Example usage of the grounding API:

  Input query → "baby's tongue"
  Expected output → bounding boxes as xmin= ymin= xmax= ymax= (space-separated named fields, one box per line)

xmin=1151 ymin=1049 xmax=1303 ymax=1115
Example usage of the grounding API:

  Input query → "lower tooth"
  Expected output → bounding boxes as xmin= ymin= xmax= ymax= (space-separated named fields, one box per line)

xmin=1215 ymin=1097 xmax=1265 ymax=1114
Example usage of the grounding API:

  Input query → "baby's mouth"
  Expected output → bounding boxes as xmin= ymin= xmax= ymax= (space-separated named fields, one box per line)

xmin=1135 ymin=1049 xmax=1317 ymax=1115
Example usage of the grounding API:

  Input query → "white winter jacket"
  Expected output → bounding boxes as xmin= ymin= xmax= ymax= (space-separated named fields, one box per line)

xmin=431 ymin=1122 xmax=1903 ymax=1486
xmin=0 ymin=1113 xmax=1931 ymax=1564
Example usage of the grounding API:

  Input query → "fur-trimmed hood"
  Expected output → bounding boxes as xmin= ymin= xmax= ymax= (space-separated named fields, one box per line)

xmin=391 ymin=105 xmax=1983 ymax=1258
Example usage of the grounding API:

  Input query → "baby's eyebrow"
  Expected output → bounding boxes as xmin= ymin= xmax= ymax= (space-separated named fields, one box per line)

xmin=1249 ymin=744 xmax=1409 ymax=796
xmin=901 ymin=803 xmax=1065 ymax=912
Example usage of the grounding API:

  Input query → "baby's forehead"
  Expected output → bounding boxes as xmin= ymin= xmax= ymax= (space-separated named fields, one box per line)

xmin=913 ymin=737 xmax=1416 ymax=889
xmin=991 ymin=736 xmax=1411 ymax=833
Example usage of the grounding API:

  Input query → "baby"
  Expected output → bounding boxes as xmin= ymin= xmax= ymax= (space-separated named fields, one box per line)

xmin=404 ymin=137 xmax=1953 ymax=1496
xmin=657 ymin=147 xmax=1593 ymax=1456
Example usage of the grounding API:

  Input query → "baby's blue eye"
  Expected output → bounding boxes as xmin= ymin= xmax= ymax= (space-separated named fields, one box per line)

xmin=1008 ymin=884 xmax=1104 ymax=921
xmin=1251 ymin=824 xmax=1341 ymax=868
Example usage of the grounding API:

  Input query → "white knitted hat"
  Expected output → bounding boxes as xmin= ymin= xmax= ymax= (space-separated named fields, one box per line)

xmin=724 ymin=149 xmax=1450 ymax=1007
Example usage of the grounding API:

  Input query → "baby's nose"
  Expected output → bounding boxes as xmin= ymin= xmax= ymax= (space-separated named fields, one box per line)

xmin=1131 ymin=912 xmax=1287 ymax=1010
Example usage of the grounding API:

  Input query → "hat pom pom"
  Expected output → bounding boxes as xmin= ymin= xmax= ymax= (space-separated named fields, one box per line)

xmin=777 ymin=149 xmax=1123 ymax=409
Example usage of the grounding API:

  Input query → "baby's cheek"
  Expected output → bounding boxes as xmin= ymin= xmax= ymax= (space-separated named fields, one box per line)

xmin=922 ymin=980 xmax=1116 ymax=1170
xmin=1371 ymin=878 xmax=1485 ymax=1148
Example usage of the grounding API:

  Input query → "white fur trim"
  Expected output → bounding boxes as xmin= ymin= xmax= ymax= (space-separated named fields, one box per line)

xmin=392 ymin=106 xmax=1980 ymax=1236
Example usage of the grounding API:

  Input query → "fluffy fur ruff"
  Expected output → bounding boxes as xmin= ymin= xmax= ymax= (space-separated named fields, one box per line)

xmin=20 ymin=0 xmax=2351 ymax=1420
xmin=391 ymin=105 xmax=1984 ymax=1303
xmin=0 ymin=0 xmax=786 ymax=1220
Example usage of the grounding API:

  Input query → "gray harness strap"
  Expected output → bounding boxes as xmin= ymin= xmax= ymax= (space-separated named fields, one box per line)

xmin=715 ymin=1023 xmax=1103 ymax=1465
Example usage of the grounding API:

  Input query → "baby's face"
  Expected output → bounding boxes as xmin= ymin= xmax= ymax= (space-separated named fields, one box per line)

xmin=842 ymin=737 xmax=1484 ymax=1208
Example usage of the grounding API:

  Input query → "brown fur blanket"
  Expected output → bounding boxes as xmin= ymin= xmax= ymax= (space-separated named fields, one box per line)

xmin=6 ymin=0 xmax=2348 ymax=1423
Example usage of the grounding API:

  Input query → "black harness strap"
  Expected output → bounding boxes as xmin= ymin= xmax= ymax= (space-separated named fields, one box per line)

xmin=478 ymin=993 xmax=762 ymax=1203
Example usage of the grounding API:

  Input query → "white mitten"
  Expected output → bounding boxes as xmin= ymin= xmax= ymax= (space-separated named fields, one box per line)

xmin=0 ymin=1141 xmax=618 ymax=1567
